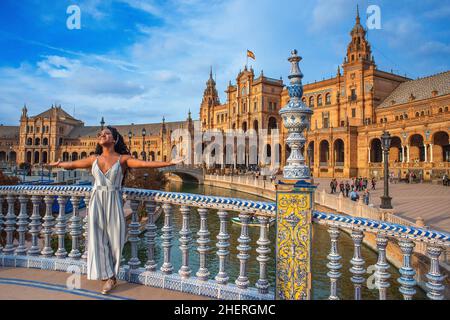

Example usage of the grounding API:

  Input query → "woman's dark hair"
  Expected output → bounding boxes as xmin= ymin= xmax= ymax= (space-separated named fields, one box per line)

xmin=94 ymin=126 xmax=130 ymax=156
xmin=94 ymin=126 xmax=131 ymax=186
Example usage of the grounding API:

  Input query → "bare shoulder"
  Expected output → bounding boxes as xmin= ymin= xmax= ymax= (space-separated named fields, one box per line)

xmin=87 ymin=154 xmax=97 ymax=163
xmin=120 ymin=154 xmax=133 ymax=164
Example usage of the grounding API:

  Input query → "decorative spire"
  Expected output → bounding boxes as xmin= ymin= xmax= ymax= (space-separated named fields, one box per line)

xmin=188 ymin=109 xmax=192 ymax=120
xmin=356 ymin=4 xmax=360 ymax=24
xmin=100 ymin=116 xmax=105 ymax=130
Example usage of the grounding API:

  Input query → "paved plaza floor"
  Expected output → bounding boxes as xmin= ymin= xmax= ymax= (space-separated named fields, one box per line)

xmin=0 ymin=267 xmax=208 ymax=300
xmin=312 ymin=178 xmax=450 ymax=233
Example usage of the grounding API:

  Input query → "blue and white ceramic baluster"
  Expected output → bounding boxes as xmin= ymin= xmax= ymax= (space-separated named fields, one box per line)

xmin=426 ymin=245 xmax=445 ymax=300
xmin=215 ymin=210 xmax=230 ymax=285
xmin=160 ymin=203 xmax=174 ymax=274
xmin=81 ymin=195 xmax=90 ymax=260
xmin=374 ymin=233 xmax=390 ymax=300
xmin=256 ymin=215 xmax=271 ymax=294
xmin=15 ymin=195 xmax=29 ymax=255
xmin=397 ymin=239 xmax=416 ymax=300
xmin=196 ymin=208 xmax=210 ymax=280
xmin=144 ymin=200 xmax=157 ymax=271
xmin=235 ymin=212 xmax=251 ymax=289
xmin=3 ymin=195 xmax=16 ymax=254
xmin=68 ymin=195 xmax=82 ymax=259
xmin=327 ymin=226 xmax=342 ymax=300
xmin=55 ymin=196 xmax=68 ymax=258
xmin=41 ymin=195 xmax=55 ymax=257
xmin=128 ymin=199 xmax=141 ymax=269
xmin=350 ymin=230 xmax=365 ymax=300
xmin=28 ymin=195 xmax=42 ymax=256
xmin=178 ymin=205 xmax=192 ymax=279
xmin=0 ymin=196 xmax=4 ymax=253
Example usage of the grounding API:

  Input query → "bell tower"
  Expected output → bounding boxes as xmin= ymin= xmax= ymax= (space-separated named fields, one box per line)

xmin=342 ymin=6 xmax=376 ymax=126
xmin=343 ymin=5 xmax=375 ymax=68
xmin=200 ymin=67 xmax=220 ymax=130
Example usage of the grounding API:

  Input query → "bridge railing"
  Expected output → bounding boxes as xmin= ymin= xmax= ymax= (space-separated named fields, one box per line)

xmin=0 ymin=185 xmax=449 ymax=300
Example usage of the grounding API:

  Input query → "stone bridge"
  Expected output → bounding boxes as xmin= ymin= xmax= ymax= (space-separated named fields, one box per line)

xmin=158 ymin=165 xmax=204 ymax=184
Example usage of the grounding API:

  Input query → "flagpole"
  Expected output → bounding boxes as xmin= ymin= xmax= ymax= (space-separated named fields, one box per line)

xmin=246 ymin=49 xmax=248 ymax=69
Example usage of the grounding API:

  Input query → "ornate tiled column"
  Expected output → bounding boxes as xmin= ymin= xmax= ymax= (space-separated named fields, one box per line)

xmin=276 ymin=50 xmax=315 ymax=300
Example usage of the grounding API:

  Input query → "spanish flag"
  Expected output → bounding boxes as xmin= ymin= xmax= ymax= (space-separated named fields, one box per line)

xmin=247 ymin=49 xmax=255 ymax=60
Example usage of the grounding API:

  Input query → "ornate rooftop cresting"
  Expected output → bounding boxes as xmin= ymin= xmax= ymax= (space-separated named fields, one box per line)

xmin=279 ymin=50 xmax=313 ymax=181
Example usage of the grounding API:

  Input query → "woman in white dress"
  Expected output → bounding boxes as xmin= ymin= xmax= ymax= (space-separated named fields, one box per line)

xmin=48 ymin=126 xmax=184 ymax=294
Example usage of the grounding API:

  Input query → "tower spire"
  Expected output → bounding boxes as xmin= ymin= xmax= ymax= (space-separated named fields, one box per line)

xmin=356 ymin=4 xmax=360 ymax=24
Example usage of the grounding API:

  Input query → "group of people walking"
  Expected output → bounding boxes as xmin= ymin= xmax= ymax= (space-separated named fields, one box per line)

xmin=329 ymin=177 xmax=376 ymax=205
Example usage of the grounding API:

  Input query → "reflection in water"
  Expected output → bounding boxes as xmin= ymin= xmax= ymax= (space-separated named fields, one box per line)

xmin=122 ymin=180 xmax=425 ymax=300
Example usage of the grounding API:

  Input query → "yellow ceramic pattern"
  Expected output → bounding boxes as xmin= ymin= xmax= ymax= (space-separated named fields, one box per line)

xmin=276 ymin=192 xmax=312 ymax=300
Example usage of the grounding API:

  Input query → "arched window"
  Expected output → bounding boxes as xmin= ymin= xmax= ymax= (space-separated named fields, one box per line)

xmin=415 ymin=112 xmax=420 ymax=117
xmin=325 ymin=93 xmax=331 ymax=105
xmin=309 ymin=96 xmax=314 ymax=108
xmin=317 ymin=95 xmax=323 ymax=106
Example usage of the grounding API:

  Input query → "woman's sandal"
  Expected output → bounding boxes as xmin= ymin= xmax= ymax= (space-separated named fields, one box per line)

xmin=101 ymin=278 xmax=117 ymax=295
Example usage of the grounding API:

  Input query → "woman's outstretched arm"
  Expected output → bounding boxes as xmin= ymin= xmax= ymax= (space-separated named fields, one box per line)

xmin=47 ymin=155 xmax=96 ymax=170
xmin=125 ymin=155 xmax=185 ymax=169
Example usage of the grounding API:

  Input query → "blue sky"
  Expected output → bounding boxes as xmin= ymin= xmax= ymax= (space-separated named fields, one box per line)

xmin=0 ymin=0 xmax=449 ymax=126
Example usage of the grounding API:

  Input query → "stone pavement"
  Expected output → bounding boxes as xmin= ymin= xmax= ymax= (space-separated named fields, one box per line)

xmin=0 ymin=267 xmax=208 ymax=300
xmin=312 ymin=177 xmax=450 ymax=233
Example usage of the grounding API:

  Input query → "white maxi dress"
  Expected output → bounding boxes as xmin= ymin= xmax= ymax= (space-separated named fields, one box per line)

xmin=86 ymin=155 xmax=126 ymax=280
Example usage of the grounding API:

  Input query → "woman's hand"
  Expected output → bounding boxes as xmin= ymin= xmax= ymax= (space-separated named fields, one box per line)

xmin=170 ymin=156 xmax=187 ymax=165
xmin=47 ymin=159 xmax=61 ymax=168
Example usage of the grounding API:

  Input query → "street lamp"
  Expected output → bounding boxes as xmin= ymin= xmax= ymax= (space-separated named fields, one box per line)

xmin=141 ymin=128 xmax=146 ymax=161
xmin=128 ymin=130 xmax=132 ymax=151
xmin=380 ymin=131 xmax=393 ymax=209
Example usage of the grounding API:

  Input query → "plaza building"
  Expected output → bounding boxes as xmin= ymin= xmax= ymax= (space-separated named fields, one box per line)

xmin=199 ymin=10 xmax=450 ymax=181
xmin=0 ymin=104 xmax=195 ymax=167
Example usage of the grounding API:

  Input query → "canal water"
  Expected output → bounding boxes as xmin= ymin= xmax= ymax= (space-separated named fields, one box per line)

xmin=122 ymin=181 xmax=426 ymax=300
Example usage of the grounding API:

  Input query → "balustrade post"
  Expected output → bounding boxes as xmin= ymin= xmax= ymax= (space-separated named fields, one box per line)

xmin=160 ymin=203 xmax=174 ymax=274
xmin=350 ymin=230 xmax=365 ymax=300
xmin=178 ymin=205 xmax=192 ymax=279
xmin=426 ymin=246 xmax=445 ymax=300
xmin=15 ymin=195 xmax=29 ymax=255
xmin=127 ymin=199 xmax=141 ymax=269
xmin=397 ymin=239 xmax=416 ymax=300
xmin=3 ymin=195 xmax=16 ymax=254
xmin=327 ymin=226 xmax=342 ymax=300
xmin=81 ymin=195 xmax=90 ymax=260
xmin=41 ymin=195 xmax=55 ymax=257
xmin=55 ymin=196 xmax=68 ymax=258
xmin=68 ymin=196 xmax=82 ymax=259
xmin=144 ymin=200 xmax=157 ymax=271
xmin=256 ymin=215 xmax=271 ymax=294
xmin=196 ymin=208 xmax=210 ymax=280
xmin=276 ymin=183 xmax=315 ymax=300
xmin=235 ymin=212 xmax=251 ymax=289
xmin=0 ymin=196 xmax=3 ymax=253
xmin=215 ymin=210 xmax=230 ymax=284
xmin=374 ymin=233 xmax=390 ymax=300
xmin=28 ymin=196 xmax=42 ymax=256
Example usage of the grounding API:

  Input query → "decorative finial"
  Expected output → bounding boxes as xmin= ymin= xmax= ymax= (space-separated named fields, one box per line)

xmin=100 ymin=116 xmax=105 ymax=130
xmin=209 ymin=66 xmax=213 ymax=79
xmin=279 ymin=49 xmax=313 ymax=181
xmin=356 ymin=4 xmax=360 ymax=23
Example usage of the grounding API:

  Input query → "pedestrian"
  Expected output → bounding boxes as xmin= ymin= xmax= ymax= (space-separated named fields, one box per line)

xmin=350 ymin=189 xmax=359 ymax=201
xmin=339 ymin=181 xmax=345 ymax=195
xmin=330 ymin=179 xmax=335 ymax=194
xmin=443 ymin=173 xmax=448 ymax=186
xmin=48 ymin=126 xmax=184 ymax=294
xmin=371 ymin=177 xmax=376 ymax=190
xmin=363 ymin=189 xmax=370 ymax=205
xmin=345 ymin=181 xmax=351 ymax=197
